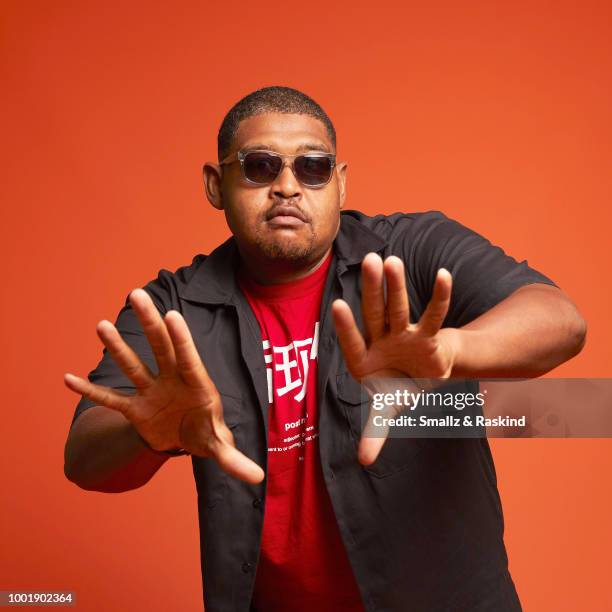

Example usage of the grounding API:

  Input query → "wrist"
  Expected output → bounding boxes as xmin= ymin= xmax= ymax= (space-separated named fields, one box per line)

xmin=134 ymin=430 xmax=190 ymax=457
xmin=438 ymin=327 xmax=466 ymax=377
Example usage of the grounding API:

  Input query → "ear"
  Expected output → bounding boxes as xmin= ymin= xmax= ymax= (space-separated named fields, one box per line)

xmin=336 ymin=161 xmax=348 ymax=210
xmin=203 ymin=162 xmax=224 ymax=210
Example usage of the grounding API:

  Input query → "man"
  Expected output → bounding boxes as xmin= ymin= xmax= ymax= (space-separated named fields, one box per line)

xmin=64 ymin=86 xmax=586 ymax=611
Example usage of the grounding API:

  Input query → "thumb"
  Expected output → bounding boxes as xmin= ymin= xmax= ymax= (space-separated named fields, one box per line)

xmin=211 ymin=436 xmax=265 ymax=484
xmin=358 ymin=406 xmax=390 ymax=465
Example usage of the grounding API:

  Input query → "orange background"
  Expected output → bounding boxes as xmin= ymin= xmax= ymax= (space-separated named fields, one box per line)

xmin=1 ymin=1 xmax=611 ymax=610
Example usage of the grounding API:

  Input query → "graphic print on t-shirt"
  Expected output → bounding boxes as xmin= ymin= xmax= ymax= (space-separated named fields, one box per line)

xmin=263 ymin=321 xmax=319 ymax=468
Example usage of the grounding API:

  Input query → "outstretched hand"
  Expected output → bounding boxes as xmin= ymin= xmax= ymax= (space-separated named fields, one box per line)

xmin=331 ymin=253 xmax=458 ymax=464
xmin=64 ymin=289 xmax=264 ymax=484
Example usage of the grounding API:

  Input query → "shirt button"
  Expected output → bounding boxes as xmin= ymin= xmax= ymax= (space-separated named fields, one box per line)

xmin=242 ymin=562 xmax=253 ymax=573
xmin=252 ymin=498 xmax=262 ymax=509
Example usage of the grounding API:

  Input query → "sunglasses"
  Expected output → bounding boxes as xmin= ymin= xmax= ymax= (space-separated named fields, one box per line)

xmin=219 ymin=149 xmax=337 ymax=188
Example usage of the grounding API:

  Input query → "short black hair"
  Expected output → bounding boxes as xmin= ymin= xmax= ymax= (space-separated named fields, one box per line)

xmin=217 ymin=85 xmax=336 ymax=162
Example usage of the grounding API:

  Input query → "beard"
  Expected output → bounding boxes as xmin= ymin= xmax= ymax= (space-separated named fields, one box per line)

xmin=254 ymin=225 xmax=318 ymax=263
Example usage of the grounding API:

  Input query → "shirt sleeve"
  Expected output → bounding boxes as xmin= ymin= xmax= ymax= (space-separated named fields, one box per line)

xmin=69 ymin=276 xmax=171 ymax=429
xmin=400 ymin=211 xmax=559 ymax=328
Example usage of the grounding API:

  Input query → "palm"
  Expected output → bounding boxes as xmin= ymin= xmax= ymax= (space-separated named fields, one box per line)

xmin=352 ymin=329 xmax=453 ymax=381
xmin=127 ymin=374 xmax=223 ymax=452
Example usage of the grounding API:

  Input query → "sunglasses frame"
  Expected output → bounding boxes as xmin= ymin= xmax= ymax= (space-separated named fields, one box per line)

xmin=219 ymin=149 xmax=337 ymax=188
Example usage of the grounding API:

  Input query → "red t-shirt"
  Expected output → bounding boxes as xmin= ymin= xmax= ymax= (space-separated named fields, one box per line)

xmin=238 ymin=252 xmax=364 ymax=612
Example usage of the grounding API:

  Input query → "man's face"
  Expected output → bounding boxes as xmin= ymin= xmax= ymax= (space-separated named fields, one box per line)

xmin=205 ymin=112 xmax=347 ymax=268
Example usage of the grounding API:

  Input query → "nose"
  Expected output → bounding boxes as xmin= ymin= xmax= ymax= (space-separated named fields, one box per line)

xmin=270 ymin=160 xmax=302 ymax=200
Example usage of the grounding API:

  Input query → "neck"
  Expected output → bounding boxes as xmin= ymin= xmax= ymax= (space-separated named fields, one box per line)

xmin=237 ymin=246 xmax=332 ymax=285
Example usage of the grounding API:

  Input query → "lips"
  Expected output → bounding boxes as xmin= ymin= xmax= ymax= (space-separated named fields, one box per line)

xmin=267 ymin=205 xmax=308 ymax=222
xmin=266 ymin=205 xmax=308 ymax=227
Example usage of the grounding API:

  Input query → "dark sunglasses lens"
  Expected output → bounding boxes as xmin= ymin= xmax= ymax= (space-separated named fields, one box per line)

xmin=295 ymin=155 xmax=334 ymax=186
xmin=243 ymin=152 xmax=283 ymax=184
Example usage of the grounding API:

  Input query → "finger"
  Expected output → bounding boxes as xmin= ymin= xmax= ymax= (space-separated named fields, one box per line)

xmin=129 ymin=289 xmax=177 ymax=377
xmin=359 ymin=411 xmax=388 ymax=465
xmin=361 ymin=252 xmax=386 ymax=343
xmin=164 ymin=310 xmax=215 ymax=390
xmin=384 ymin=256 xmax=410 ymax=334
xmin=358 ymin=434 xmax=388 ymax=466
xmin=96 ymin=320 xmax=154 ymax=389
xmin=64 ymin=372 xmax=132 ymax=415
xmin=418 ymin=268 xmax=452 ymax=337
xmin=358 ymin=387 xmax=392 ymax=464
xmin=331 ymin=299 xmax=367 ymax=378
xmin=212 ymin=439 xmax=265 ymax=484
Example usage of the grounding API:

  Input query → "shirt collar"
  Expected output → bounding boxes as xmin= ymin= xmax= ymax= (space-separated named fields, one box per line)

xmin=178 ymin=211 xmax=387 ymax=305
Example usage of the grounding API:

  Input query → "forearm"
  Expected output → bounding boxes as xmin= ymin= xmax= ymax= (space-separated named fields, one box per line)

xmin=64 ymin=406 xmax=170 ymax=493
xmin=443 ymin=284 xmax=587 ymax=378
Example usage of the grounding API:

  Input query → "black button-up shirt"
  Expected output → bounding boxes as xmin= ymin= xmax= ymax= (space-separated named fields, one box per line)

xmin=71 ymin=210 xmax=556 ymax=611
